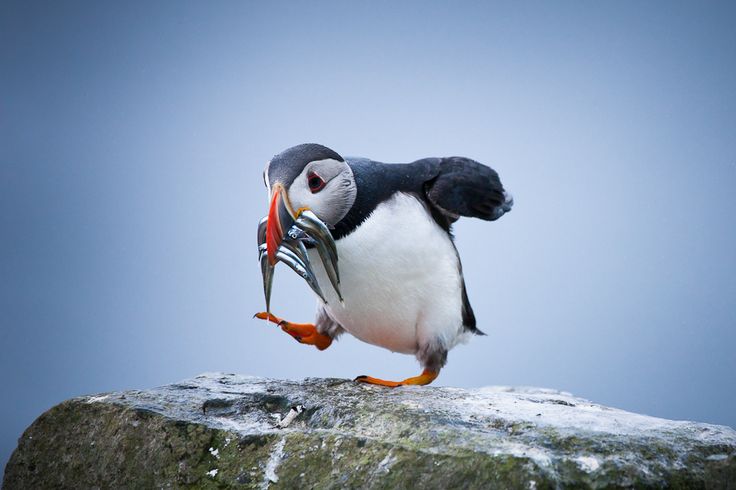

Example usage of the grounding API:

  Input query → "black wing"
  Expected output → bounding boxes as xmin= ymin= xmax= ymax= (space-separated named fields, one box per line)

xmin=419 ymin=157 xmax=513 ymax=224
xmin=413 ymin=156 xmax=512 ymax=337
xmin=334 ymin=156 xmax=512 ymax=240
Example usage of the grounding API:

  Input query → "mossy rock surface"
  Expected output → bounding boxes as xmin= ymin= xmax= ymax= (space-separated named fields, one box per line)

xmin=3 ymin=373 xmax=735 ymax=489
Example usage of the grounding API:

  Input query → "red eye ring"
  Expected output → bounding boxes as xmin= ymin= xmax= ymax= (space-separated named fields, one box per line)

xmin=307 ymin=171 xmax=326 ymax=193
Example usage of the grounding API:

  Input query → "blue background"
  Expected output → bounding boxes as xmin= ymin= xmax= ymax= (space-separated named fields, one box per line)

xmin=2 ymin=1 xmax=735 ymax=472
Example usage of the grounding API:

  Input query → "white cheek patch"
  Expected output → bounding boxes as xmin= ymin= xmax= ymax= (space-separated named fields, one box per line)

xmin=287 ymin=159 xmax=357 ymax=226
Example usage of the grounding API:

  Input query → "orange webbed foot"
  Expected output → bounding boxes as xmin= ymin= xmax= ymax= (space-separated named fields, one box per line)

xmin=254 ymin=312 xmax=332 ymax=351
xmin=354 ymin=369 xmax=439 ymax=387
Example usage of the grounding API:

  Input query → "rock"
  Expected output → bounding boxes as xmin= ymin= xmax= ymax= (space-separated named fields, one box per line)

xmin=3 ymin=373 xmax=735 ymax=489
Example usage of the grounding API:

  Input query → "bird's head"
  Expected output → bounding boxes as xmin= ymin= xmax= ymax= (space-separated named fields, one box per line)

xmin=257 ymin=144 xmax=352 ymax=312
xmin=262 ymin=144 xmax=356 ymax=265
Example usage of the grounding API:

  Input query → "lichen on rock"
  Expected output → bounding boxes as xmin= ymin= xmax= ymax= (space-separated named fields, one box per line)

xmin=3 ymin=373 xmax=735 ymax=488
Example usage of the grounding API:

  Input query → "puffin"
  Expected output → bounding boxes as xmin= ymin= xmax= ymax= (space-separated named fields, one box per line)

xmin=255 ymin=143 xmax=513 ymax=387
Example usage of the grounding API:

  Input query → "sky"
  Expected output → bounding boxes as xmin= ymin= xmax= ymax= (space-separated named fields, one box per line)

xmin=1 ymin=0 xmax=735 ymax=472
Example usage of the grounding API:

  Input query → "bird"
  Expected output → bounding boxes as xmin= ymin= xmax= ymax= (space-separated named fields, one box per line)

xmin=255 ymin=143 xmax=513 ymax=387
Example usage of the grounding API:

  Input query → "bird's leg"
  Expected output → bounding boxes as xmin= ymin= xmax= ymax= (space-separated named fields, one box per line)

xmin=354 ymin=369 xmax=439 ymax=387
xmin=254 ymin=312 xmax=332 ymax=351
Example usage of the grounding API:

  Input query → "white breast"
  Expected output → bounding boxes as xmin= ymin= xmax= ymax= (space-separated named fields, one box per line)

xmin=309 ymin=192 xmax=467 ymax=355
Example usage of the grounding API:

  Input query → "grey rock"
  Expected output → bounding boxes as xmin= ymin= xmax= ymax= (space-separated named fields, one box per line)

xmin=3 ymin=373 xmax=735 ymax=489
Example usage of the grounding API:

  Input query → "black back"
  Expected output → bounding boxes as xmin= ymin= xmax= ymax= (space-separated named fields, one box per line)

xmin=333 ymin=156 xmax=511 ymax=239
xmin=330 ymin=158 xmax=435 ymax=240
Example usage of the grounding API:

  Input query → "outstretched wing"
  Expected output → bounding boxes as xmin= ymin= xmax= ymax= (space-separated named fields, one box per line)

xmin=420 ymin=157 xmax=513 ymax=224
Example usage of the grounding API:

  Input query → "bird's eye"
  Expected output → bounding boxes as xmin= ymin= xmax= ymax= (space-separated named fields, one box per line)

xmin=307 ymin=171 xmax=326 ymax=193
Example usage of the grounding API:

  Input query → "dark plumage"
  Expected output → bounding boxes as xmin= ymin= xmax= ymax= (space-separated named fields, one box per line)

xmin=266 ymin=143 xmax=344 ymax=189
xmin=331 ymin=156 xmax=512 ymax=239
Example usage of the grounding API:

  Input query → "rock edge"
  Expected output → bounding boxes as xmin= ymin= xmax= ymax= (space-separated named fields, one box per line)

xmin=4 ymin=373 xmax=735 ymax=489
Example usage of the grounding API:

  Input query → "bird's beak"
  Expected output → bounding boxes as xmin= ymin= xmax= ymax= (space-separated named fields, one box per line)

xmin=265 ymin=184 xmax=296 ymax=266
xmin=257 ymin=184 xmax=342 ymax=314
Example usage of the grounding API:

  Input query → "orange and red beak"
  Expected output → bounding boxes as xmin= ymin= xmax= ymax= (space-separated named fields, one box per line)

xmin=265 ymin=184 xmax=297 ymax=266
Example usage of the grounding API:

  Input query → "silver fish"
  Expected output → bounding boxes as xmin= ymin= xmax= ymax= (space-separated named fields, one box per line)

xmin=257 ymin=207 xmax=342 ymax=311
xmin=294 ymin=211 xmax=342 ymax=301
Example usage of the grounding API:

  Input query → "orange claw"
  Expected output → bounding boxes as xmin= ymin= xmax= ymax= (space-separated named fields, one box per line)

xmin=354 ymin=369 xmax=439 ymax=387
xmin=254 ymin=312 xmax=283 ymax=324
xmin=254 ymin=312 xmax=332 ymax=351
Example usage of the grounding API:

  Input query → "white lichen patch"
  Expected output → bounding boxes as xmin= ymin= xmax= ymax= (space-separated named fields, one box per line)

xmin=331 ymin=437 xmax=345 ymax=461
xmin=377 ymin=450 xmax=397 ymax=474
xmin=262 ymin=437 xmax=286 ymax=488
xmin=706 ymin=454 xmax=729 ymax=461
xmin=212 ymin=416 xmax=272 ymax=435
xmin=86 ymin=395 xmax=109 ymax=404
xmin=400 ymin=400 xmax=422 ymax=409
xmin=492 ymin=443 xmax=553 ymax=467
xmin=575 ymin=456 xmax=601 ymax=472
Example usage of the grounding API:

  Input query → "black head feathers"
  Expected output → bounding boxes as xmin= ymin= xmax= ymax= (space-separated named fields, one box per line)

xmin=266 ymin=144 xmax=344 ymax=188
